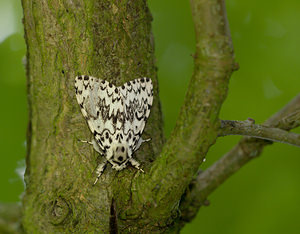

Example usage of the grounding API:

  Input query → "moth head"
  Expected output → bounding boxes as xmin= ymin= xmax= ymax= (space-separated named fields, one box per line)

xmin=109 ymin=144 xmax=129 ymax=168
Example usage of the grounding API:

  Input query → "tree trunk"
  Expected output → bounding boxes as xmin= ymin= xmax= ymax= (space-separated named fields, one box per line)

xmin=19 ymin=0 xmax=300 ymax=233
xmin=22 ymin=0 xmax=165 ymax=232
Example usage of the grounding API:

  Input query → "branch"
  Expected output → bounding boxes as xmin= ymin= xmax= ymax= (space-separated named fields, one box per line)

xmin=179 ymin=93 xmax=300 ymax=223
xmin=219 ymin=119 xmax=300 ymax=147
xmin=133 ymin=0 xmax=237 ymax=222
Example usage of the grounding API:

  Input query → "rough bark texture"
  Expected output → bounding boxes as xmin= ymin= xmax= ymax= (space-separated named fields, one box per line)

xmin=22 ymin=0 xmax=164 ymax=233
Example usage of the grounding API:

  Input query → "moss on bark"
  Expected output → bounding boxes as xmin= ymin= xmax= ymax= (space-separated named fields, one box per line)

xmin=22 ymin=0 xmax=164 ymax=232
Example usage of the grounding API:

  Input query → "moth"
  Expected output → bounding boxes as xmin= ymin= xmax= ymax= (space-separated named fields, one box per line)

xmin=75 ymin=75 xmax=153 ymax=184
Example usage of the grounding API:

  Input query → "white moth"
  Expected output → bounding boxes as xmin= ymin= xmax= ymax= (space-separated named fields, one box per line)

xmin=75 ymin=75 xmax=153 ymax=184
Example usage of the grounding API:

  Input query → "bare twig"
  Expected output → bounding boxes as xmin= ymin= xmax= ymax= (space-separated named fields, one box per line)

xmin=179 ymin=94 xmax=300 ymax=223
xmin=219 ymin=119 xmax=300 ymax=147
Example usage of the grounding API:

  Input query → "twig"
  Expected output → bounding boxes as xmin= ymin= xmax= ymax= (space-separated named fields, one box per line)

xmin=219 ymin=119 xmax=300 ymax=147
xmin=179 ymin=94 xmax=300 ymax=223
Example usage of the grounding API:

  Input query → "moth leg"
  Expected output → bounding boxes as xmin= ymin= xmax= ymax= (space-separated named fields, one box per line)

xmin=134 ymin=137 xmax=151 ymax=151
xmin=93 ymin=160 xmax=108 ymax=185
xmin=78 ymin=139 xmax=93 ymax=145
xmin=91 ymin=139 xmax=104 ymax=155
xmin=78 ymin=139 xmax=104 ymax=155
xmin=129 ymin=158 xmax=144 ymax=173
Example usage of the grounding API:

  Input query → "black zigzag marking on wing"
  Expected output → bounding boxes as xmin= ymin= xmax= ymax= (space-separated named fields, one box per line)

xmin=122 ymin=78 xmax=153 ymax=151
xmin=75 ymin=76 xmax=153 ymax=152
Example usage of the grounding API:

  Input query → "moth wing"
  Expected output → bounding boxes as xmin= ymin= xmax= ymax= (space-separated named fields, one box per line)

xmin=120 ymin=78 xmax=153 ymax=151
xmin=75 ymin=75 xmax=123 ymax=151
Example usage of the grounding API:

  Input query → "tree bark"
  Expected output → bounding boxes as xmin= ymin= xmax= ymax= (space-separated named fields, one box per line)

xmin=22 ymin=0 xmax=164 ymax=232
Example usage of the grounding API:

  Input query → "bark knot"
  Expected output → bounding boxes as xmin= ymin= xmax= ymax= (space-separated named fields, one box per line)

xmin=49 ymin=197 xmax=70 ymax=225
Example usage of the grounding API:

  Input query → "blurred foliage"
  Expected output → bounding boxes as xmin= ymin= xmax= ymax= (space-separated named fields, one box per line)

xmin=0 ymin=0 xmax=26 ymax=202
xmin=1 ymin=0 xmax=299 ymax=233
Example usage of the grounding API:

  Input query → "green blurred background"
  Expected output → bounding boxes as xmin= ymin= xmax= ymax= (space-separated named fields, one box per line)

xmin=1 ymin=0 xmax=300 ymax=233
